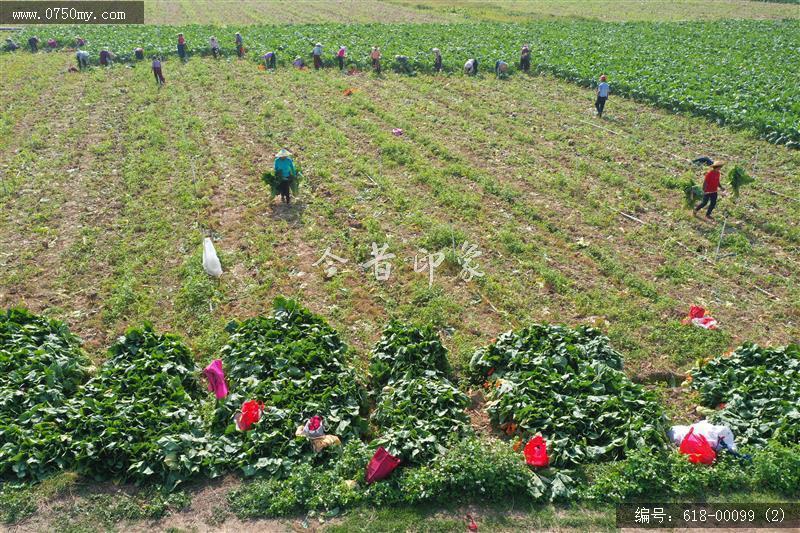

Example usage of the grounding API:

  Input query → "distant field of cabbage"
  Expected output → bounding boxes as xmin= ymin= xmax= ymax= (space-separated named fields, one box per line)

xmin=5 ymin=20 xmax=799 ymax=146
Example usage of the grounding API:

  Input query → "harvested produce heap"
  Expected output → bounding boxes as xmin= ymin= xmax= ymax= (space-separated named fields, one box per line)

xmin=470 ymin=324 xmax=669 ymax=466
xmin=369 ymin=322 xmax=471 ymax=463
xmin=212 ymin=297 xmax=367 ymax=477
xmin=0 ymin=309 xmax=91 ymax=480
xmin=689 ymin=343 xmax=800 ymax=446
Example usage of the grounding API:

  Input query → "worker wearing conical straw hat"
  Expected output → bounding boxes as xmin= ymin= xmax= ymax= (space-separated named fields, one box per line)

xmin=274 ymin=149 xmax=298 ymax=204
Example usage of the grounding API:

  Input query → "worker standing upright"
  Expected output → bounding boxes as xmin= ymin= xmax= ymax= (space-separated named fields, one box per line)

xmin=152 ymin=56 xmax=165 ymax=86
xmin=433 ymin=48 xmax=442 ymax=72
xmin=274 ymin=148 xmax=298 ymax=205
xmin=336 ymin=46 xmax=347 ymax=70
xmin=595 ymin=74 xmax=610 ymax=117
xmin=209 ymin=36 xmax=220 ymax=58
xmin=694 ymin=161 xmax=725 ymax=219
xmin=177 ymin=33 xmax=187 ymax=61
xmin=312 ymin=42 xmax=323 ymax=69
xmin=371 ymin=46 xmax=382 ymax=74
xmin=520 ymin=44 xmax=531 ymax=72
xmin=235 ymin=32 xmax=244 ymax=58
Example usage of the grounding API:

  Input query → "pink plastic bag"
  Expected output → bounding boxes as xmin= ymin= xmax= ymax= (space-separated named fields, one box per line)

xmin=203 ymin=359 xmax=228 ymax=399
xmin=392 ymin=128 xmax=403 ymax=136
xmin=365 ymin=446 xmax=401 ymax=484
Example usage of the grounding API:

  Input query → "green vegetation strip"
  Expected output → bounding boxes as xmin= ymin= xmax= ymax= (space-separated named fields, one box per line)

xmin=4 ymin=20 xmax=799 ymax=146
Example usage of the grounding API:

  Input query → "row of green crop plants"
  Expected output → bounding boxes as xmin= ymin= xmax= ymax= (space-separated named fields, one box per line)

xmin=3 ymin=20 xmax=798 ymax=147
xmin=1 ymin=302 xmax=798 ymax=517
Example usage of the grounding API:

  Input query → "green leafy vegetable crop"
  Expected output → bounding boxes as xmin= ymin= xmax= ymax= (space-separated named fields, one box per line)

xmin=211 ymin=297 xmax=368 ymax=477
xmin=688 ymin=343 xmax=800 ymax=446
xmin=470 ymin=324 xmax=668 ymax=466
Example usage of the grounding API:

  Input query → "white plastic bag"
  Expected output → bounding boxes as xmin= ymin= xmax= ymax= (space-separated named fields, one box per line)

xmin=202 ymin=237 xmax=223 ymax=278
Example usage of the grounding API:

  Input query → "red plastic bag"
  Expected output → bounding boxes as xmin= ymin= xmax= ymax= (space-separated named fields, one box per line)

xmin=680 ymin=427 xmax=716 ymax=464
xmin=688 ymin=305 xmax=706 ymax=320
xmin=235 ymin=400 xmax=264 ymax=431
xmin=365 ymin=446 xmax=401 ymax=484
xmin=524 ymin=435 xmax=549 ymax=467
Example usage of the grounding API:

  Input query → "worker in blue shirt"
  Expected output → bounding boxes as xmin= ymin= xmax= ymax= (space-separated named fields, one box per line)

xmin=274 ymin=148 xmax=298 ymax=204
xmin=595 ymin=74 xmax=610 ymax=117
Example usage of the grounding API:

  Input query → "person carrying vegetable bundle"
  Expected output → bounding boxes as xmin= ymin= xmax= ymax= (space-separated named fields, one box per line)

xmin=273 ymin=148 xmax=298 ymax=204
xmin=520 ymin=44 xmax=531 ymax=72
xmin=27 ymin=36 xmax=40 ymax=52
xmin=433 ymin=48 xmax=442 ymax=72
xmin=209 ymin=36 xmax=220 ymax=58
xmin=694 ymin=161 xmax=725 ymax=219
xmin=76 ymin=49 xmax=90 ymax=70
xmin=312 ymin=42 xmax=323 ymax=69
xmin=464 ymin=58 xmax=478 ymax=76
xmin=336 ymin=46 xmax=347 ymax=70
xmin=235 ymin=32 xmax=244 ymax=58
xmin=177 ymin=33 xmax=187 ymax=61
xmin=595 ymin=74 xmax=610 ymax=117
xmin=152 ymin=56 xmax=165 ymax=86
xmin=371 ymin=46 xmax=382 ymax=74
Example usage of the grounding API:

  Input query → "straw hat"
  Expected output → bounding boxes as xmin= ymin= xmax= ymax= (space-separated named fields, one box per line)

xmin=711 ymin=160 xmax=725 ymax=168
xmin=275 ymin=148 xmax=292 ymax=158
xmin=600 ymin=74 xmax=607 ymax=81
xmin=316 ymin=42 xmax=322 ymax=46
xmin=432 ymin=48 xmax=440 ymax=53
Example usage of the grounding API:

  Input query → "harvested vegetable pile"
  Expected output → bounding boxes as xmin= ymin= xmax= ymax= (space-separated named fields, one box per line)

xmin=688 ymin=343 xmax=800 ymax=446
xmin=370 ymin=322 xmax=471 ymax=464
xmin=0 ymin=309 xmax=91 ymax=480
xmin=469 ymin=325 xmax=668 ymax=466
xmin=728 ymin=165 xmax=755 ymax=198
xmin=212 ymin=297 xmax=367 ymax=477
xmin=64 ymin=324 xmax=209 ymax=488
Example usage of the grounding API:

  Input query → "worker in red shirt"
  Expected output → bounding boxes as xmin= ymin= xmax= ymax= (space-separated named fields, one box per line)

xmin=694 ymin=160 xmax=725 ymax=219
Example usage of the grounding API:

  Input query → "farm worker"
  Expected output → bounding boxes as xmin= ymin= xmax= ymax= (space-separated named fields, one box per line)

xmin=27 ymin=36 xmax=39 ymax=52
xmin=235 ymin=32 xmax=244 ymax=58
xmin=152 ymin=57 xmax=165 ymax=86
xmin=134 ymin=47 xmax=145 ymax=60
xmin=595 ymin=74 xmax=610 ymax=117
xmin=209 ymin=36 xmax=220 ymax=58
xmin=177 ymin=33 xmax=187 ymax=60
xmin=47 ymin=38 xmax=57 ymax=49
xmin=312 ymin=42 xmax=323 ymax=69
xmin=495 ymin=60 xmax=509 ymax=79
xmin=263 ymin=51 xmax=276 ymax=69
xmin=395 ymin=55 xmax=413 ymax=75
xmin=76 ymin=50 xmax=90 ymax=70
xmin=5 ymin=38 xmax=19 ymax=52
xmin=520 ymin=44 xmax=531 ymax=72
xmin=371 ymin=46 xmax=382 ymax=74
xmin=694 ymin=161 xmax=725 ymax=219
xmin=99 ymin=48 xmax=113 ymax=66
xmin=274 ymin=148 xmax=298 ymax=204
xmin=336 ymin=46 xmax=347 ymax=70
xmin=293 ymin=55 xmax=305 ymax=68
xmin=76 ymin=36 xmax=87 ymax=47
xmin=432 ymin=48 xmax=442 ymax=72
xmin=464 ymin=58 xmax=478 ymax=75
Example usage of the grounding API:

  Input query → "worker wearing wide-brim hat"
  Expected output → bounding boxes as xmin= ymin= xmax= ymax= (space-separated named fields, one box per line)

xmin=312 ymin=42 xmax=323 ymax=69
xmin=695 ymin=160 xmax=725 ymax=219
xmin=273 ymin=149 xmax=298 ymax=204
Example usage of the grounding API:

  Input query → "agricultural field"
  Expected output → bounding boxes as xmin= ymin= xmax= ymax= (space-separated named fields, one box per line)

xmin=1 ymin=1 xmax=799 ymax=532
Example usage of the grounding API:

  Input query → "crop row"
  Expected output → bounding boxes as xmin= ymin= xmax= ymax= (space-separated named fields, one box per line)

xmin=3 ymin=20 xmax=799 ymax=147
